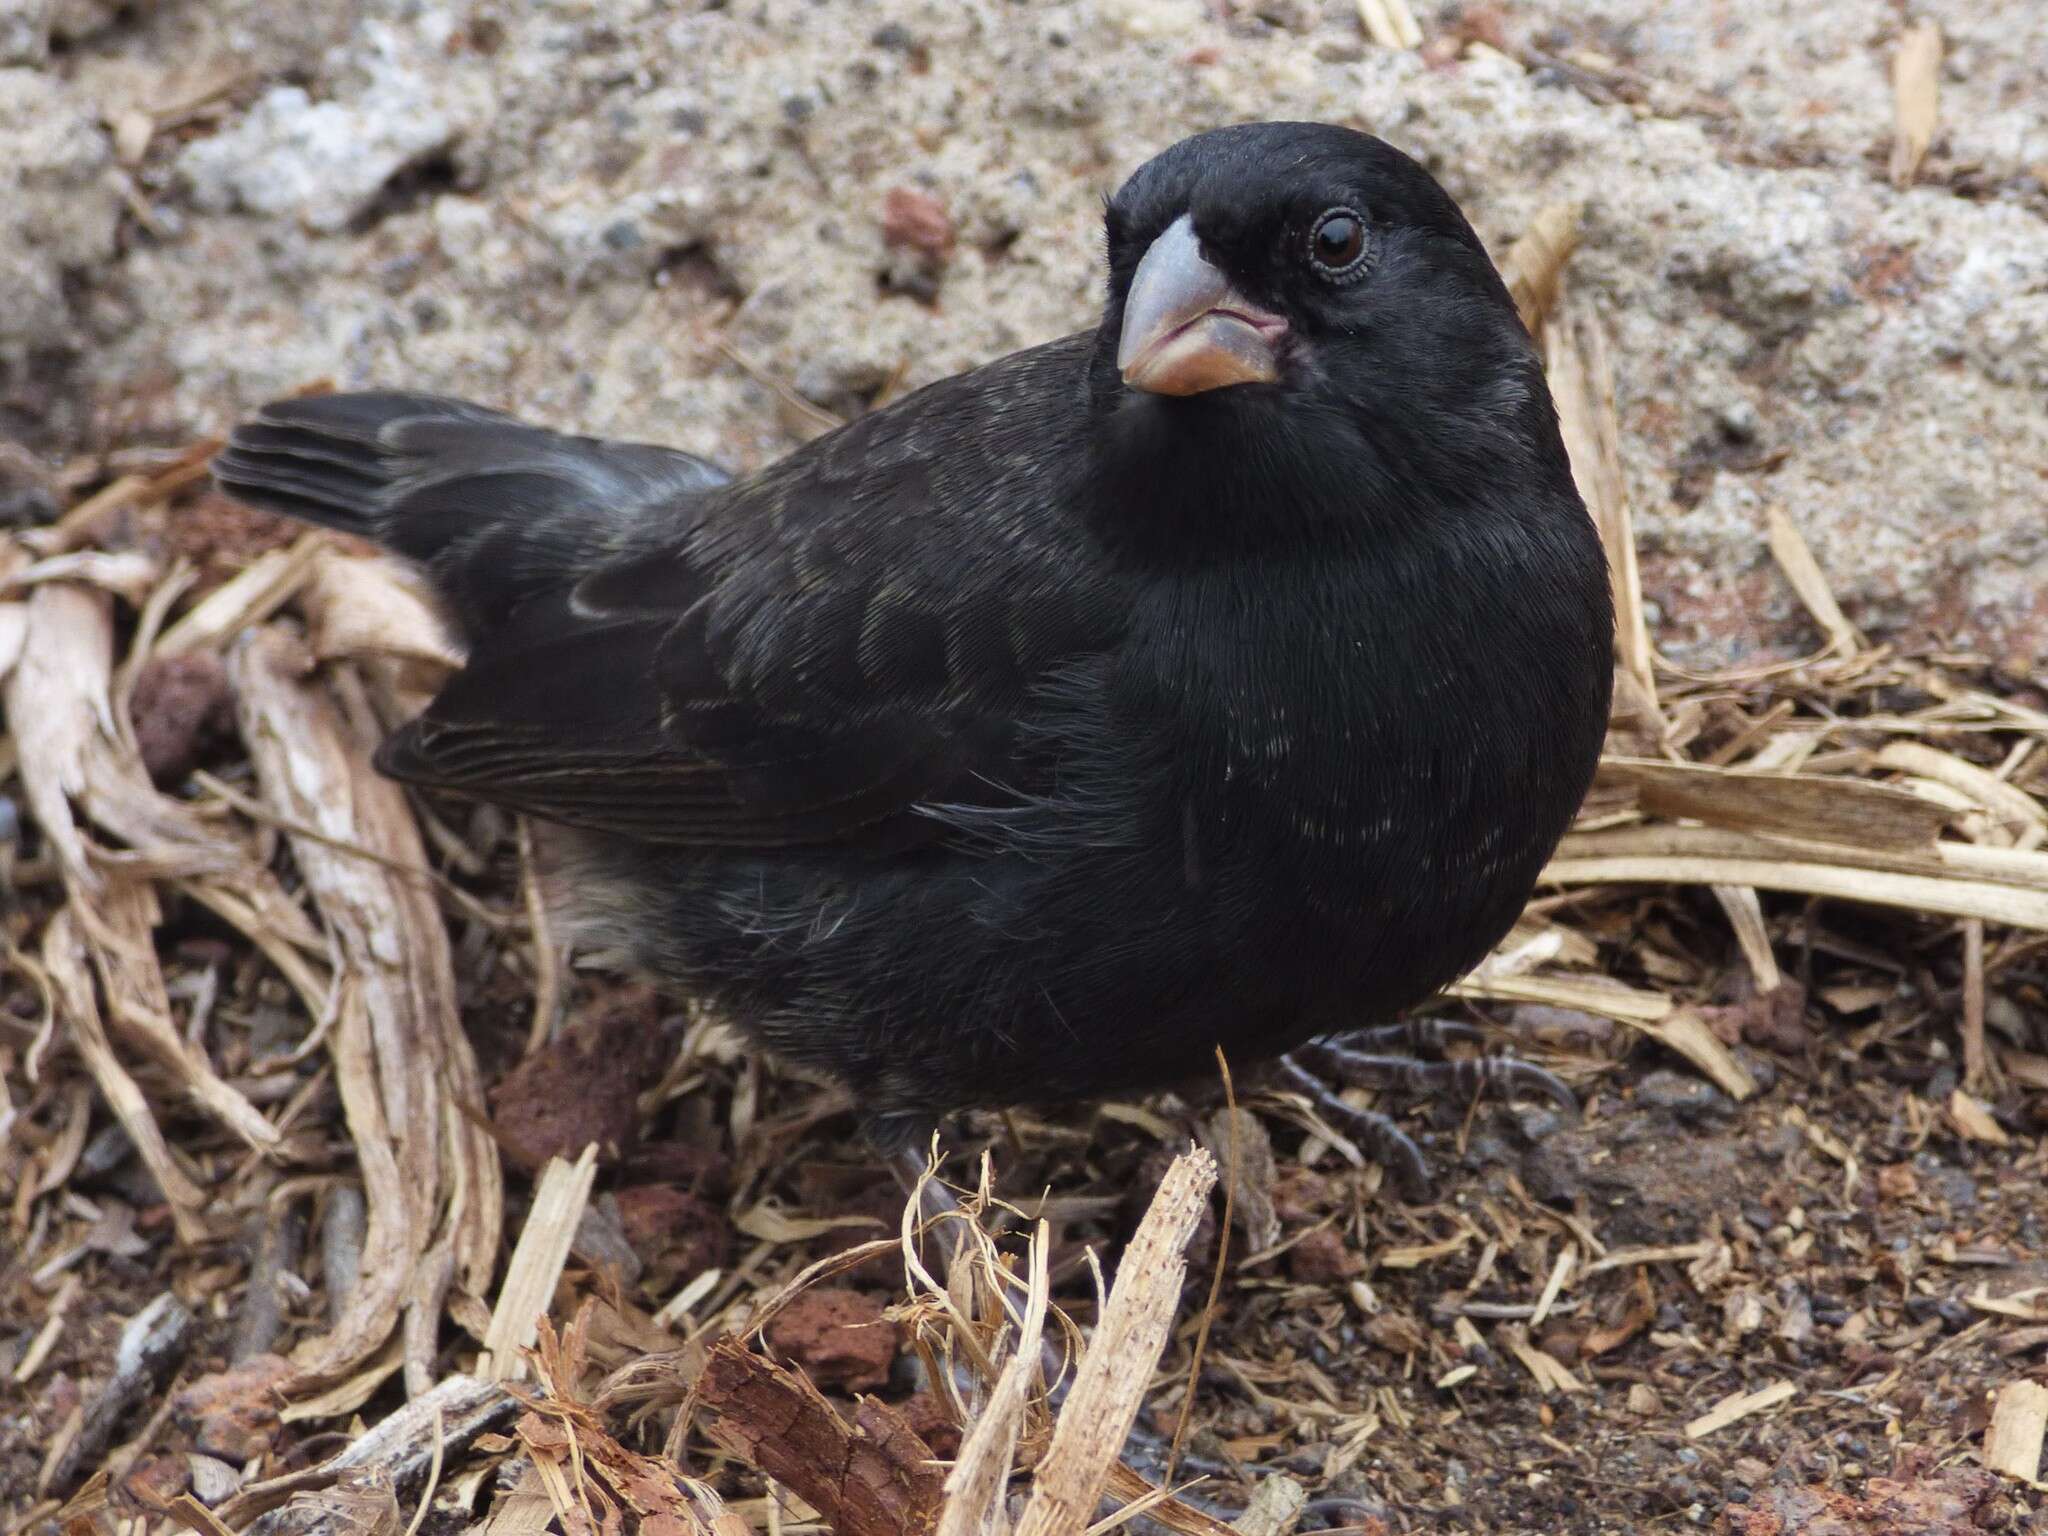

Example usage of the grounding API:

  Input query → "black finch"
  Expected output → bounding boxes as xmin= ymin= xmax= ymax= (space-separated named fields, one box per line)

xmin=214 ymin=122 xmax=1614 ymax=1188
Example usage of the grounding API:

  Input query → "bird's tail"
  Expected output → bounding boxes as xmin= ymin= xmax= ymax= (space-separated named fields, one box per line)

xmin=211 ymin=391 xmax=729 ymax=636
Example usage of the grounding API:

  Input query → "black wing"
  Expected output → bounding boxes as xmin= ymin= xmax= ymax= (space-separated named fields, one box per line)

xmin=376 ymin=332 xmax=1124 ymax=850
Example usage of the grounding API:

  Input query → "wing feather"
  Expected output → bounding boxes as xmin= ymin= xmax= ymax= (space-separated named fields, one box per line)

xmin=376 ymin=333 xmax=1121 ymax=850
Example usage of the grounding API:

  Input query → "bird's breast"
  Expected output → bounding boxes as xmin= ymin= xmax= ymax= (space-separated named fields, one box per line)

xmin=1128 ymin=554 xmax=1594 ymax=946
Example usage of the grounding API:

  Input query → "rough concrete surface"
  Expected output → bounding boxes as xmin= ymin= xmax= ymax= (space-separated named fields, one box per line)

xmin=3 ymin=0 xmax=2045 ymax=663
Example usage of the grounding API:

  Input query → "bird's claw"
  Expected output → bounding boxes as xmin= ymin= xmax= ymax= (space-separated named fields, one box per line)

xmin=1275 ymin=1017 xmax=1578 ymax=1200
xmin=1275 ymin=1056 xmax=1435 ymax=1199
xmin=1297 ymin=1035 xmax=1579 ymax=1115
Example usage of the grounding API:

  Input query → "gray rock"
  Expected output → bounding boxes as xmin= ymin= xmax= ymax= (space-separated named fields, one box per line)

xmin=0 ymin=0 xmax=49 ymax=67
xmin=0 ymin=67 xmax=121 ymax=363
xmin=177 ymin=63 xmax=465 ymax=234
xmin=16 ymin=0 xmax=2048 ymax=665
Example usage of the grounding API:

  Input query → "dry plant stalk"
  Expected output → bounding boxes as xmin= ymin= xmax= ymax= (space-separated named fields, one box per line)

xmin=1766 ymin=507 xmax=1861 ymax=656
xmin=40 ymin=911 xmax=209 ymax=1242
xmin=1547 ymin=824 xmax=2048 ymax=931
xmin=8 ymin=583 xmax=287 ymax=1193
xmin=1600 ymin=756 xmax=1949 ymax=851
xmin=935 ymin=1216 xmax=1050 ymax=1536
xmin=300 ymin=550 xmax=464 ymax=675
xmin=1546 ymin=296 xmax=1657 ymax=717
xmin=1889 ymin=20 xmax=1943 ymax=188
xmin=232 ymin=622 xmax=501 ymax=1394
xmin=1013 ymin=1146 xmax=1218 ymax=1536
xmin=1499 ymin=203 xmax=1580 ymax=340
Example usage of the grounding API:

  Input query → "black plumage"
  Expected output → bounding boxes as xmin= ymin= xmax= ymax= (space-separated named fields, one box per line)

xmin=213 ymin=122 xmax=1613 ymax=1178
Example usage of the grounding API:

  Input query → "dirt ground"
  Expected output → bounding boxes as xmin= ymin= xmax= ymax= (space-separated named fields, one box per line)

xmin=5 ymin=2 xmax=2048 ymax=1535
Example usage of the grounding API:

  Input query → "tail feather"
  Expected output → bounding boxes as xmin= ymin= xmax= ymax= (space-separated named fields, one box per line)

xmin=211 ymin=391 xmax=729 ymax=637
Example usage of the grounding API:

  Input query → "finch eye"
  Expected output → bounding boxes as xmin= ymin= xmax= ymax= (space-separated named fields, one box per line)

xmin=1307 ymin=208 xmax=1368 ymax=279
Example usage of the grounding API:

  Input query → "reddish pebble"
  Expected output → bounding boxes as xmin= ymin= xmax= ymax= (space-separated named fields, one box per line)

xmin=882 ymin=186 xmax=954 ymax=260
xmin=489 ymin=984 xmax=663 ymax=1173
xmin=764 ymin=1287 xmax=900 ymax=1393
xmin=1287 ymin=1225 xmax=1362 ymax=1284
xmin=129 ymin=652 xmax=236 ymax=784
xmin=172 ymin=1354 xmax=293 ymax=1462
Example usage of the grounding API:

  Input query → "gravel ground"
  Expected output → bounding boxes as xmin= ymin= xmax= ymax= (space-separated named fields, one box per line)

xmin=4 ymin=8 xmax=2048 ymax=1533
xmin=4 ymin=0 xmax=2047 ymax=663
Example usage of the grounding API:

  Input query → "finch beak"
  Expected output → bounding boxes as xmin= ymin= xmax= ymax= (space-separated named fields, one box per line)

xmin=1117 ymin=214 xmax=1287 ymax=396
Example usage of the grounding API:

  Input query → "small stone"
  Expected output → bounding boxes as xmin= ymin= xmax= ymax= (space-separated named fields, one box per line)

xmin=612 ymin=1184 xmax=730 ymax=1276
xmin=129 ymin=653 xmax=237 ymax=785
xmin=764 ymin=1287 xmax=900 ymax=1393
xmin=1509 ymin=1005 xmax=1615 ymax=1047
xmin=1717 ymin=399 xmax=1761 ymax=443
xmin=1635 ymin=1070 xmax=1729 ymax=1121
xmin=185 ymin=1453 xmax=243 ymax=1506
xmin=172 ymin=1355 xmax=293 ymax=1462
xmin=1876 ymin=1163 xmax=1918 ymax=1201
xmin=177 ymin=78 xmax=456 ymax=234
xmin=123 ymin=1454 xmax=190 ymax=1511
xmin=1362 ymin=1309 xmax=1428 ymax=1355
xmin=881 ymin=186 xmax=955 ymax=261
xmin=897 ymin=1389 xmax=962 ymax=1458
xmin=1286 ymin=1226 xmax=1362 ymax=1285
xmin=488 ymin=983 xmax=663 ymax=1173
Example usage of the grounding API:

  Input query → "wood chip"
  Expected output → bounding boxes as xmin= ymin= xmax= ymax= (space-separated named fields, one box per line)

xmin=1947 ymin=1089 xmax=2010 ymax=1146
xmin=1712 ymin=883 xmax=1782 ymax=994
xmin=1014 ymin=1147 xmax=1218 ymax=1536
xmin=218 ymin=1376 xmax=513 ymax=1531
xmin=697 ymin=1339 xmax=944 ymax=1536
xmin=1379 ymin=1234 xmax=1471 ymax=1270
xmin=279 ymin=1338 xmax=407 ymax=1424
xmin=1684 ymin=1380 xmax=1796 ymax=1439
xmin=1984 ymin=1380 xmax=2048 ymax=1484
xmin=158 ymin=535 xmax=326 ymax=658
xmin=1230 ymin=1474 xmax=1306 ymax=1536
xmin=0 ymin=600 xmax=24 ymax=685
xmin=1889 ymin=21 xmax=1943 ymax=188
xmin=299 ymin=551 xmax=463 ymax=676
xmin=1530 ymin=1247 xmax=1575 ymax=1328
xmin=1354 ymin=0 xmax=1422 ymax=50
xmin=1502 ymin=1329 xmax=1585 ymax=1396
xmin=477 ymin=1146 xmax=599 ymax=1384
